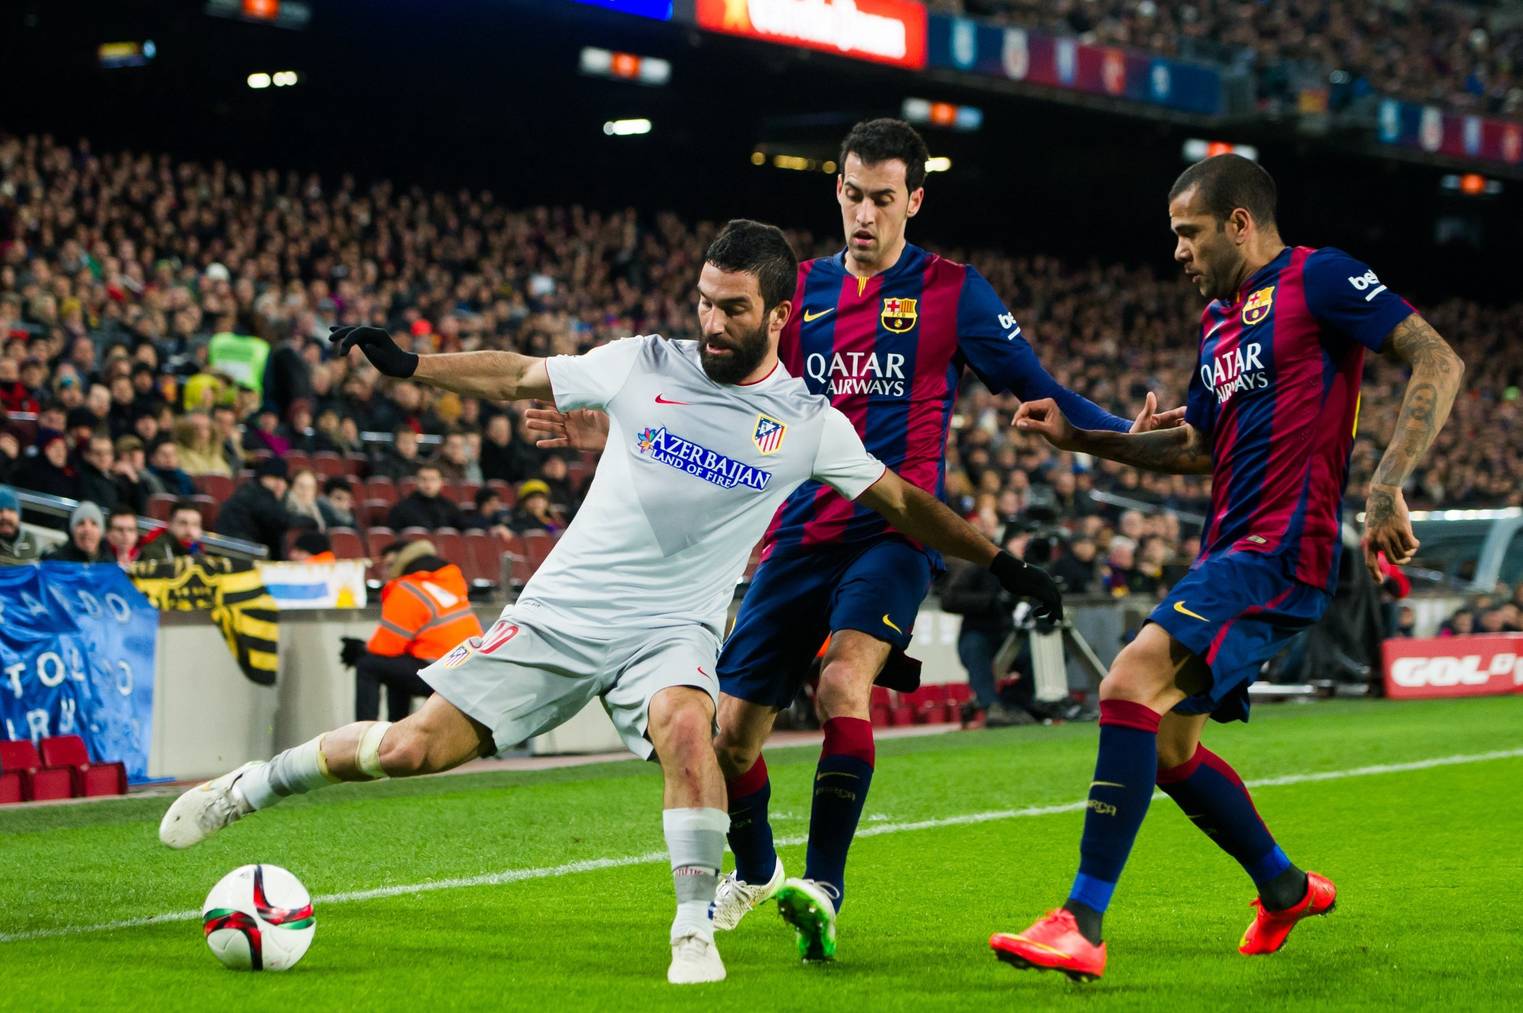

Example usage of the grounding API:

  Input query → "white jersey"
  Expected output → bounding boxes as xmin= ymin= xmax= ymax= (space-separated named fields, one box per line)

xmin=519 ymin=335 xmax=885 ymax=638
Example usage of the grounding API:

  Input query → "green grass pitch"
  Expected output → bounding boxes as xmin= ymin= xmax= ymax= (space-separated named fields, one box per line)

xmin=2 ymin=696 xmax=1520 ymax=1011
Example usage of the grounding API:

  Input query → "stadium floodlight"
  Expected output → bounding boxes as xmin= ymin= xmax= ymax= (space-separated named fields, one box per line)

xmin=1182 ymin=139 xmax=1259 ymax=162
xmin=925 ymin=156 xmax=952 ymax=173
xmin=603 ymin=118 xmax=652 ymax=136
xmin=271 ymin=70 xmax=299 ymax=87
xmin=246 ymin=72 xmax=272 ymax=90
xmin=579 ymin=47 xmax=672 ymax=86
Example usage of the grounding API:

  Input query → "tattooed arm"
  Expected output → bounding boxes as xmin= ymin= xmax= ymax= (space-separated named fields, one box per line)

xmin=1362 ymin=313 xmax=1465 ymax=581
xmin=1013 ymin=398 xmax=1213 ymax=474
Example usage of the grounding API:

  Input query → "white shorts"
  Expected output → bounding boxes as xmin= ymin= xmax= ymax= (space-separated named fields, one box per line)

xmin=420 ymin=610 xmax=721 ymax=760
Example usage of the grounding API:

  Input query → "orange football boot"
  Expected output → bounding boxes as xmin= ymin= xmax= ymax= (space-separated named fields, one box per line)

xmin=989 ymin=909 xmax=1106 ymax=982
xmin=1239 ymin=871 xmax=1337 ymax=955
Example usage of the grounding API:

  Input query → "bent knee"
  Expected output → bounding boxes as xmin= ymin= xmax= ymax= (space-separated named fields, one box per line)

xmin=815 ymin=662 xmax=874 ymax=718
xmin=377 ymin=726 xmax=436 ymax=776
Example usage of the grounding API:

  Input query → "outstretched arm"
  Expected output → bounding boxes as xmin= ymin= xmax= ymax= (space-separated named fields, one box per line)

xmin=329 ymin=326 xmax=551 ymax=401
xmin=1014 ymin=398 xmax=1213 ymax=475
xmin=1362 ymin=313 xmax=1465 ymax=579
xmin=856 ymin=469 xmax=1063 ymax=619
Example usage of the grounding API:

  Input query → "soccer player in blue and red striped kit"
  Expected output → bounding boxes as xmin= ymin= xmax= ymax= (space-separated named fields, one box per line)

xmin=526 ymin=119 xmax=1177 ymax=962
xmin=994 ymin=154 xmax=1465 ymax=981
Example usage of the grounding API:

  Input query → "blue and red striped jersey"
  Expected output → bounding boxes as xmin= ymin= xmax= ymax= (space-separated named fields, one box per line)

xmin=761 ymin=243 xmax=1129 ymax=561
xmin=1185 ymin=245 xmax=1415 ymax=592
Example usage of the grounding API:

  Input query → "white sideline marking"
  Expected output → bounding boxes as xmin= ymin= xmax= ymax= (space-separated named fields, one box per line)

xmin=3 ymin=746 xmax=1518 ymax=944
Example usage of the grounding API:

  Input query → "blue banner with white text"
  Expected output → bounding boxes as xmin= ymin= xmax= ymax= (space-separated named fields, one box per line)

xmin=0 ymin=565 xmax=157 ymax=782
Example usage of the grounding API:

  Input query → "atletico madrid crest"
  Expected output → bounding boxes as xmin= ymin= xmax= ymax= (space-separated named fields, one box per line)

xmin=880 ymin=296 xmax=918 ymax=333
xmin=752 ymin=414 xmax=787 ymax=455
xmin=1242 ymin=285 xmax=1275 ymax=326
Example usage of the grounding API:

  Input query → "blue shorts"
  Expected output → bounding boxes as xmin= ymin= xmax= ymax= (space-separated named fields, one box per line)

xmin=1148 ymin=551 xmax=1330 ymax=723
xmin=718 ymin=538 xmax=934 ymax=709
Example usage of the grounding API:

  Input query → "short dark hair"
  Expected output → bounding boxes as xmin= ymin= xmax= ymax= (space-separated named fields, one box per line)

xmin=322 ymin=476 xmax=351 ymax=497
xmin=839 ymin=118 xmax=930 ymax=194
xmin=169 ymin=499 xmax=202 ymax=519
xmin=1169 ymin=154 xmax=1277 ymax=229
xmin=703 ymin=220 xmax=798 ymax=310
xmin=475 ymin=487 xmax=500 ymax=509
xmin=108 ymin=504 xmax=137 ymax=522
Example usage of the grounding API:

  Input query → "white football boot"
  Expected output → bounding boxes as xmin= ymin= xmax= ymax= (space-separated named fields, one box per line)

xmin=158 ymin=761 xmax=258 ymax=849
xmin=667 ymin=933 xmax=726 ymax=984
xmin=711 ymin=857 xmax=785 ymax=931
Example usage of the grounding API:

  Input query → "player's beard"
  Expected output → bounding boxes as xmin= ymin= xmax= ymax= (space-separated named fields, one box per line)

xmin=700 ymin=320 xmax=770 ymax=385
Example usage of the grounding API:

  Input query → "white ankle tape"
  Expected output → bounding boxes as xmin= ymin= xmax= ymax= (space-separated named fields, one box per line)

xmin=356 ymin=722 xmax=392 ymax=779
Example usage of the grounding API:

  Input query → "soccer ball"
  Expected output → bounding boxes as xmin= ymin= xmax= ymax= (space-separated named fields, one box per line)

xmin=201 ymin=864 xmax=316 ymax=971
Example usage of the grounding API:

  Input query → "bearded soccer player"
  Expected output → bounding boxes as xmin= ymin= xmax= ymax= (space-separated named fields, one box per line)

xmin=158 ymin=220 xmax=1063 ymax=985
xmin=526 ymin=119 xmax=1175 ymax=962
xmin=992 ymin=154 xmax=1464 ymax=982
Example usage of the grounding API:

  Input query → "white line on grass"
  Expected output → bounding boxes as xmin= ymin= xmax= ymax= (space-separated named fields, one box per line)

xmin=3 ymin=746 xmax=1518 ymax=944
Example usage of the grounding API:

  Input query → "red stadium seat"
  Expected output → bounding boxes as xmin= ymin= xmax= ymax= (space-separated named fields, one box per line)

xmin=398 ymin=476 xmax=418 ymax=499
xmin=193 ymin=474 xmax=235 ymax=501
xmin=364 ymin=478 xmax=398 ymax=505
xmin=0 ymin=769 xmax=21 ymax=804
xmin=519 ymin=530 xmax=557 ymax=579
xmin=462 ymin=529 xmax=507 ymax=589
xmin=0 ymin=739 xmax=75 ymax=801
xmin=146 ymin=493 xmax=177 ymax=523
xmin=446 ymin=482 xmax=480 ymax=509
xmin=286 ymin=451 xmax=312 ymax=475
xmin=362 ymin=498 xmax=392 ymax=527
xmin=398 ymin=526 xmax=432 ymax=541
xmin=365 ymin=527 xmax=396 ymax=584
xmin=328 ymin=528 xmax=365 ymax=560
xmin=39 ymin=735 xmax=127 ymax=797
xmin=431 ymin=528 xmax=468 ymax=570
xmin=345 ymin=452 xmax=369 ymax=477
xmin=312 ymin=452 xmax=347 ymax=479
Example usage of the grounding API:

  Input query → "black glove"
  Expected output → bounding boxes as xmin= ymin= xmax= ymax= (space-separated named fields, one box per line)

xmin=329 ymin=325 xmax=418 ymax=378
xmin=990 ymin=550 xmax=1064 ymax=623
xmin=339 ymin=637 xmax=368 ymax=669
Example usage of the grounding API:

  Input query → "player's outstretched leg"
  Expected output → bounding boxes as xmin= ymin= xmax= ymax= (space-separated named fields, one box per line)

xmin=1155 ymin=713 xmax=1334 ymax=954
xmin=773 ymin=631 xmax=886 ymax=962
xmin=991 ymin=625 xmax=1192 ymax=982
xmin=159 ymin=693 xmax=492 ymax=849
xmin=649 ymin=686 xmax=731 ymax=985
xmin=713 ymin=697 xmax=785 ymax=931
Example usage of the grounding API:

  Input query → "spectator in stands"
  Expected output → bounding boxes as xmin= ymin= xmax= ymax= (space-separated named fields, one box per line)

xmin=138 ymin=500 xmax=205 ymax=562
xmin=173 ymin=413 xmax=232 ymax=478
xmin=0 ymin=358 xmax=37 ymax=413
xmin=146 ymin=440 xmax=196 ymax=497
xmin=371 ymin=425 xmax=422 ymax=481
xmin=76 ymin=432 xmax=134 ymax=514
xmin=264 ymin=325 xmax=313 ymax=418
xmin=113 ymin=435 xmax=162 ymax=498
xmin=0 ymin=485 xmax=39 ymax=564
xmin=105 ymin=504 xmax=140 ymax=565
xmin=1052 ymin=534 xmax=1100 ymax=594
xmin=538 ymin=454 xmax=577 ymax=518
xmin=510 ymin=479 xmax=563 ymax=534
xmin=386 ymin=464 xmax=463 ymax=531
xmin=0 ymin=428 xmax=20 ymax=485
xmin=340 ymin=538 xmax=482 ymax=722
xmin=284 ymin=468 xmax=327 ymax=531
xmin=16 ymin=432 xmax=80 ymax=516
xmin=242 ymin=404 xmax=290 ymax=458
xmin=1103 ymin=535 xmax=1137 ymax=596
xmin=320 ymin=477 xmax=357 ymax=529
xmin=480 ymin=412 xmax=540 ymax=485
xmin=45 ymin=501 xmax=111 ymax=562
xmin=216 ymin=458 xmax=314 ymax=560
xmin=288 ymin=530 xmax=336 ymax=563
xmin=210 ymin=404 xmax=245 ymax=473
xmin=1438 ymin=608 xmax=1475 ymax=637
xmin=461 ymin=487 xmax=512 ymax=538
xmin=433 ymin=429 xmax=480 ymax=484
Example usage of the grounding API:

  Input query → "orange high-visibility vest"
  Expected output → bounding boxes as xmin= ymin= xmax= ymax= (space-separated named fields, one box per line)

xmin=367 ymin=563 xmax=483 ymax=662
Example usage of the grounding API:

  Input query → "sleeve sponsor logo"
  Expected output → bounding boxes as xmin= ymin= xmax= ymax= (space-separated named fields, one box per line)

xmin=635 ymin=426 xmax=773 ymax=490
xmin=1347 ymin=269 xmax=1387 ymax=302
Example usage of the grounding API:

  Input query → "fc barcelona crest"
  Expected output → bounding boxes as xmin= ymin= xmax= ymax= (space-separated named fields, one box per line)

xmin=1241 ymin=285 xmax=1275 ymax=326
xmin=880 ymin=296 xmax=918 ymax=334
xmin=752 ymin=414 xmax=787 ymax=455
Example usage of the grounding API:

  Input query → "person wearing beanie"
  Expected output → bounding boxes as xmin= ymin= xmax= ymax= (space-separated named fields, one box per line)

xmin=45 ymin=500 xmax=112 ymax=563
xmin=0 ymin=484 xmax=40 ymax=565
xmin=214 ymin=457 xmax=315 ymax=560
xmin=16 ymin=431 xmax=81 ymax=529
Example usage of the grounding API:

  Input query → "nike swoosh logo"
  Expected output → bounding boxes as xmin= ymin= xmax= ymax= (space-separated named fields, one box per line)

xmin=802 ymin=307 xmax=835 ymax=322
xmin=881 ymin=613 xmax=902 ymax=634
xmin=1090 ymin=781 xmax=1126 ymax=789
xmin=654 ymin=394 xmax=691 ymax=405
xmin=697 ymin=666 xmax=711 ymax=679
xmin=1173 ymin=601 xmax=1209 ymax=622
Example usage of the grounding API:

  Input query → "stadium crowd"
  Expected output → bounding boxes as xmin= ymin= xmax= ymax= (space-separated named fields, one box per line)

xmin=928 ymin=0 xmax=1523 ymax=117
xmin=0 ymin=134 xmax=1519 ymax=603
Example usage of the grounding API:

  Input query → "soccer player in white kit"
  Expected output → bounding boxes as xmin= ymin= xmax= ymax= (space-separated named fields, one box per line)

xmin=159 ymin=221 xmax=1063 ymax=985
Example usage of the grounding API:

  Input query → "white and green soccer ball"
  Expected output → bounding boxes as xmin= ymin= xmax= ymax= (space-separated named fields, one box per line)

xmin=202 ymin=864 xmax=316 ymax=971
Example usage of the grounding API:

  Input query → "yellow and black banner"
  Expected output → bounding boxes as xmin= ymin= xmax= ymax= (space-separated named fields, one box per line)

xmin=130 ymin=557 xmax=280 ymax=685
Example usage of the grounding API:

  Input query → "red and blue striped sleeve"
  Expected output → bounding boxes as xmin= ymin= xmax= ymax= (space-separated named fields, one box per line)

xmin=954 ymin=266 xmax=1131 ymax=432
xmin=1302 ymin=248 xmax=1415 ymax=352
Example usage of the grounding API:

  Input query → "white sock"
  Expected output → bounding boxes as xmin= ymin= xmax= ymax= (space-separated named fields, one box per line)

xmin=235 ymin=735 xmax=338 ymax=811
xmin=664 ymin=807 xmax=729 ymax=943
